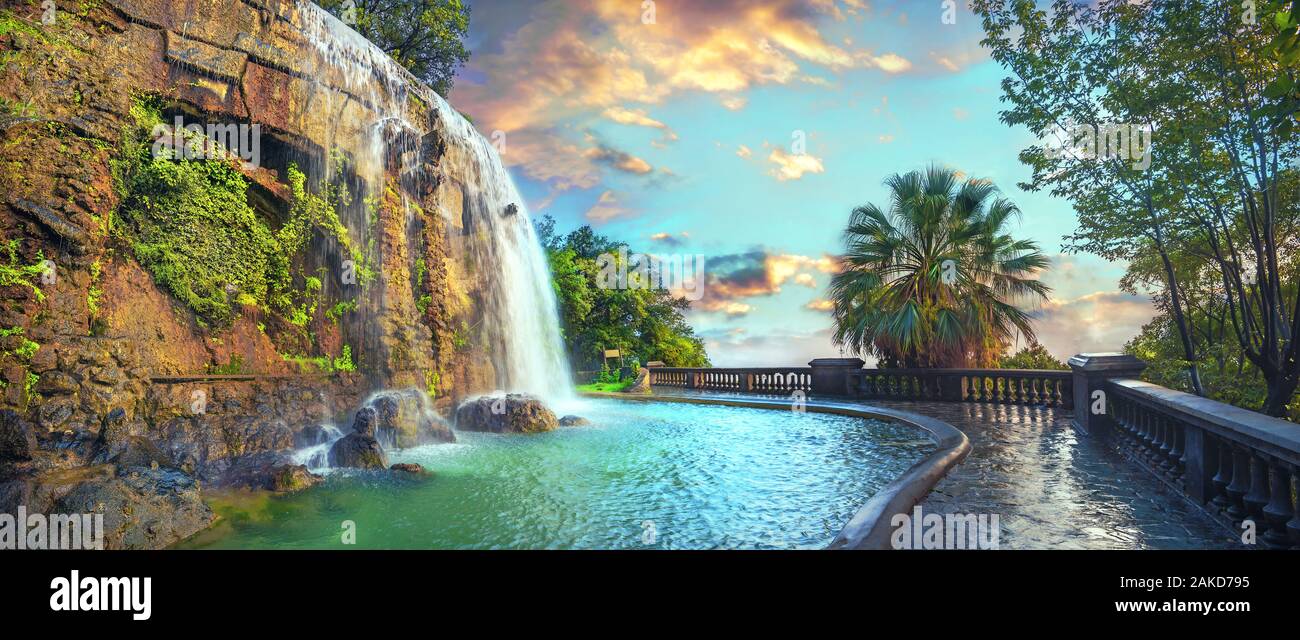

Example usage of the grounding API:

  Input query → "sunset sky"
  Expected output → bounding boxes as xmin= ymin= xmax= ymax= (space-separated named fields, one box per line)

xmin=449 ymin=0 xmax=1149 ymax=366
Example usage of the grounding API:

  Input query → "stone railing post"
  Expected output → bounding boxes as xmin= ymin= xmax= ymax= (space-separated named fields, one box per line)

xmin=808 ymin=358 xmax=865 ymax=396
xmin=1067 ymin=353 xmax=1146 ymax=437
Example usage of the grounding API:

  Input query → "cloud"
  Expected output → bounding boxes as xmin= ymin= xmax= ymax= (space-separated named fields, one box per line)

xmin=450 ymin=0 xmax=912 ymax=190
xmin=877 ymin=134 xmax=895 ymax=144
xmin=805 ymin=297 xmax=835 ymax=312
xmin=583 ymin=144 xmax=654 ymax=175
xmin=1029 ymin=291 xmax=1156 ymax=362
xmin=952 ymin=107 xmax=969 ymax=121
xmin=693 ymin=250 xmax=841 ymax=315
xmin=736 ymin=144 xmax=752 ymax=158
xmin=721 ymin=96 xmax=749 ymax=111
xmin=699 ymin=326 xmax=841 ymax=367
xmin=602 ymin=106 xmax=678 ymax=143
xmin=650 ymin=231 xmax=690 ymax=247
xmin=767 ymin=147 xmax=826 ymax=181
xmin=585 ymin=190 xmax=632 ymax=223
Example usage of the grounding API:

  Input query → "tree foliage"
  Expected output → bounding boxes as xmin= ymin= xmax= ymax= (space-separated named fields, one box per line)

xmin=828 ymin=165 xmax=1050 ymax=368
xmin=535 ymin=216 xmax=711 ymax=370
xmin=975 ymin=0 xmax=1300 ymax=416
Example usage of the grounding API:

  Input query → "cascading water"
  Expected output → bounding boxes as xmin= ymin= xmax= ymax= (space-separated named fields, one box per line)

xmin=295 ymin=2 xmax=572 ymax=401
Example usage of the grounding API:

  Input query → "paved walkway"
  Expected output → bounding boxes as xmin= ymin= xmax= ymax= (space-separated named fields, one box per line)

xmin=643 ymin=388 xmax=1240 ymax=549
xmin=876 ymin=401 xmax=1239 ymax=550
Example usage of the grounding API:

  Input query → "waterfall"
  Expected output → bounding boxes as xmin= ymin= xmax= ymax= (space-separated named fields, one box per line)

xmin=294 ymin=2 xmax=572 ymax=400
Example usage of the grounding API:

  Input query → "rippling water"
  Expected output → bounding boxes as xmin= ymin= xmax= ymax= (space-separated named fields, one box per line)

xmin=184 ymin=399 xmax=934 ymax=550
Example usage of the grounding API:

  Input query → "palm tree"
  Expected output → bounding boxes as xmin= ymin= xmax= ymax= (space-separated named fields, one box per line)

xmin=828 ymin=165 xmax=1051 ymax=368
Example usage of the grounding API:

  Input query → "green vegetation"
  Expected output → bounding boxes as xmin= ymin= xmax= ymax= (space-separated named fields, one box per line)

xmin=535 ymin=216 xmax=710 ymax=370
xmin=282 ymin=344 xmax=356 ymax=374
xmin=318 ymin=0 xmax=470 ymax=95
xmin=828 ymin=165 xmax=1050 ymax=368
xmin=114 ymin=98 xmax=362 ymax=323
xmin=576 ymin=380 xmax=634 ymax=393
xmin=0 ymin=238 xmax=45 ymax=302
xmin=208 ymin=354 xmax=246 ymax=375
xmin=999 ymin=342 xmax=1067 ymax=371
xmin=975 ymin=0 xmax=1300 ymax=416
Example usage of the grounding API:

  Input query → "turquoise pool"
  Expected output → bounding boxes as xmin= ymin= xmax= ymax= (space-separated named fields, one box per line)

xmin=184 ymin=398 xmax=934 ymax=550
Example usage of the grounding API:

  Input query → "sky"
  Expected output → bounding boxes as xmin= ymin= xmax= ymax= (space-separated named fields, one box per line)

xmin=448 ymin=0 xmax=1152 ymax=367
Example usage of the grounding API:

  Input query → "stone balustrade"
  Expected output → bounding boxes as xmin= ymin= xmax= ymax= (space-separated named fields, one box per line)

xmin=648 ymin=353 xmax=1300 ymax=548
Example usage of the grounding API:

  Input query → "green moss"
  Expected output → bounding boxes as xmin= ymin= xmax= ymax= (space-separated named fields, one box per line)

xmin=208 ymin=354 xmax=245 ymax=375
xmin=332 ymin=344 xmax=355 ymax=372
xmin=114 ymin=98 xmax=369 ymax=335
xmin=114 ymin=99 xmax=282 ymax=327
xmin=325 ymin=299 xmax=356 ymax=323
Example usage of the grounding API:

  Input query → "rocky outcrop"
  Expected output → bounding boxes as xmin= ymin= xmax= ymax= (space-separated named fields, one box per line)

xmin=368 ymin=389 xmax=455 ymax=448
xmin=390 ymin=462 xmax=427 ymax=475
xmin=455 ymin=394 xmax=558 ymax=434
xmin=0 ymin=410 xmax=37 ymax=461
xmin=327 ymin=407 xmax=388 ymax=469
xmin=558 ymin=415 xmax=591 ymax=427
xmin=0 ymin=463 xmax=213 ymax=550
xmin=329 ymin=433 xmax=387 ymax=469
xmin=0 ymin=0 xmax=512 ymax=547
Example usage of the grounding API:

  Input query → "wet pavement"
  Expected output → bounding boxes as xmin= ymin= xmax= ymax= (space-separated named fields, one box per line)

xmin=875 ymin=401 xmax=1241 ymax=550
xmin=638 ymin=388 xmax=1241 ymax=549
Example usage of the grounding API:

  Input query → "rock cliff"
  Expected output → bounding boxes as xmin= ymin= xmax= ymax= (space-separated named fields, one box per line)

xmin=0 ymin=0 xmax=526 ymax=547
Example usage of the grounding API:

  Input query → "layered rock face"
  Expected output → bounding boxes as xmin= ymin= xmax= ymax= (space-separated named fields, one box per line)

xmin=0 ymin=0 xmax=530 ymax=546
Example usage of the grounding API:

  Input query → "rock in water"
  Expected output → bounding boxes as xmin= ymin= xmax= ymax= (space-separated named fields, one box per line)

xmin=219 ymin=452 xmax=321 ymax=492
xmin=455 ymin=394 xmax=559 ymax=433
xmin=559 ymin=415 xmax=591 ymax=427
xmin=369 ymin=390 xmax=455 ymax=448
xmin=623 ymin=368 xmax=651 ymax=394
xmin=390 ymin=463 xmax=427 ymax=475
xmin=351 ymin=407 xmax=378 ymax=436
xmin=51 ymin=465 xmax=214 ymax=550
xmin=328 ymin=434 xmax=388 ymax=469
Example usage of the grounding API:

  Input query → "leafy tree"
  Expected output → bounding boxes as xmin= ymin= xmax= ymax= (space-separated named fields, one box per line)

xmin=535 ymin=216 xmax=710 ymax=369
xmin=319 ymin=0 xmax=470 ymax=95
xmin=975 ymin=0 xmax=1300 ymax=415
xmin=828 ymin=165 xmax=1050 ymax=368
xmin=999 ymin=342 xmax=1067 ymax=370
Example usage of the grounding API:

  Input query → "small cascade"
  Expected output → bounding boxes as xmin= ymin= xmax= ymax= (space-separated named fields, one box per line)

xmin=291 ymin=424 xmax=346 ymax=472
xmin=294 ymin=2 xmax=572 ymax=401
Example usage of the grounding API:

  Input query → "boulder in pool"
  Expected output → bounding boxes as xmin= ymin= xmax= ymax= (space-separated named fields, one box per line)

xmin=328 ymin=433 xmax=388 ymax=469
xmin=455 ymin=394 xmax=558 ymax=434
xmin=390 ymin=463 xmax=428 ymax=475
xmin=559 ymin=415 xmax=590 ymax=427
xmin=369 ymin=390 xmax=455 ymax=448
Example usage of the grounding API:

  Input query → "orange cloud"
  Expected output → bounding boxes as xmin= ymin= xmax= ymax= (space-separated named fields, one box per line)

xmin=451 ymin=0 xmax=912 ymax=190
xmin=767 ymin=147 xmax=825 ymax=181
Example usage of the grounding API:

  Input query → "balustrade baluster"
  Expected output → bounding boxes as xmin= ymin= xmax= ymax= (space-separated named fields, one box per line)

xmin=1211 ymin=438 xmax=1235 ymax=512
xmin=1224 ymin=445 xmax=1252 ymax=521
xmin=1155 ymin=417 xmax=1173 ymax=473
xmin=1242 ymin=452 xmax=1271 ymax=531
xmin=1262 ymin=458 xmax=1294 ymax=548
xmin=1167 ymin=420 xmax=1184 ymax=480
